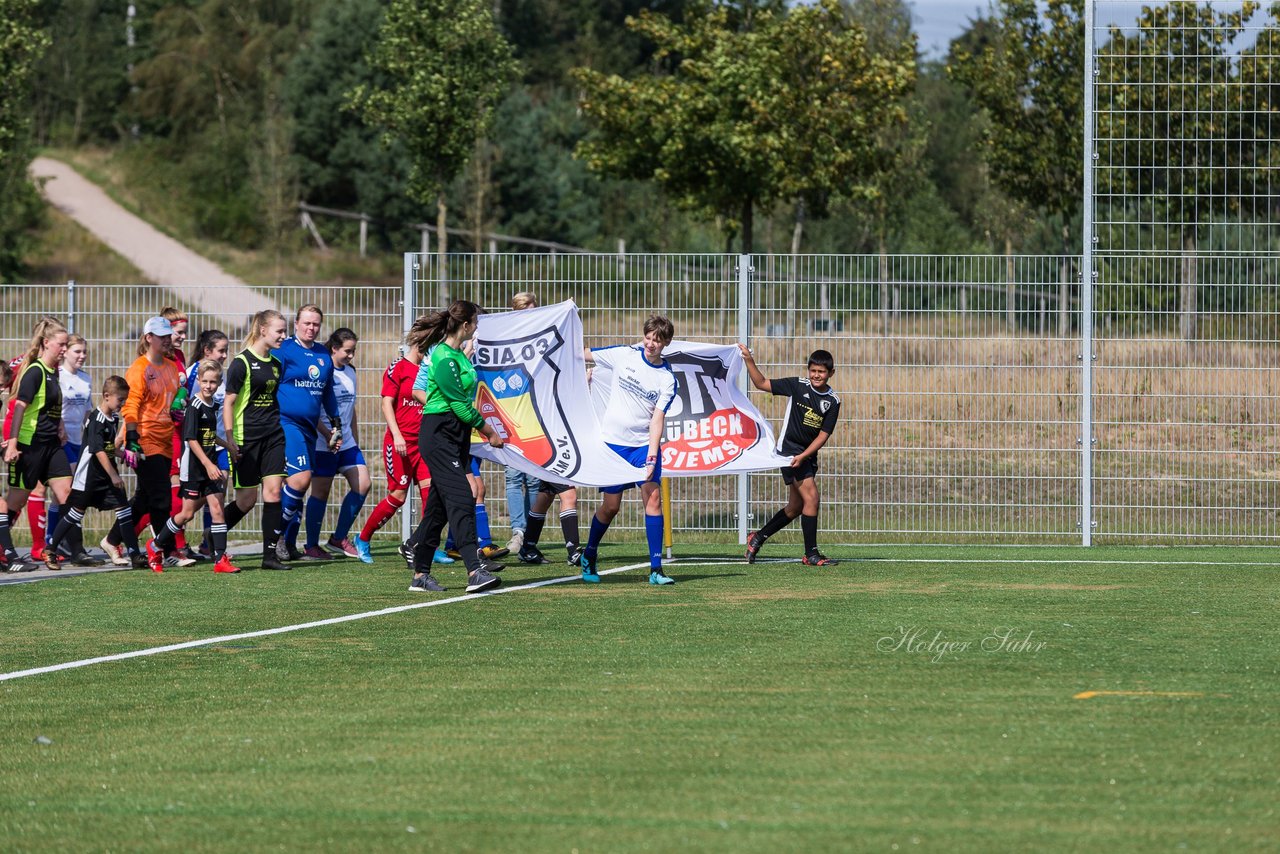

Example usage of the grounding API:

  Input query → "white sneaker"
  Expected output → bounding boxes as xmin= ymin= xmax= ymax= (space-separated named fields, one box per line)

xmin=100 ymin=536 xmax=129 ymax=566
xmin=505 ymin=530 xmax=524 ymax=553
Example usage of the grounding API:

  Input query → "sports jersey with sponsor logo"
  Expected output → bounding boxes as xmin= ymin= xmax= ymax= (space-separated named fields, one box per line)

xmin=591 ymin=345 xmax=677 ymax=447
xmin=225 ymin=349 xmax=282 ymax=443
xmin=72 ymin=408 xmax=122 ymax=493
xmin=59 ymin=368 xmax=92 ymax=445
xmin=186 ymin=361 xmax=226 ymax=443
xmin=771 ymin=377 xmax=841 ymax=457
xmin=275 ymin=337 xmax=338 ymax=430
xmin=315 ymin=363 xmax=357 ymax=451
xmin=180 ymin=395 xmax=221 ymax=481
xmin=381 ymin=357 xmax=424 ymax=439
xmin=14 ymin=359 xmax=63 ymax=445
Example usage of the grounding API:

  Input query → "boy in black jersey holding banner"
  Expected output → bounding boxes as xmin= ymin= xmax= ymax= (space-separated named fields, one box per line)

xmin=147 ymin=360 xmax=240 ymax=573
xmin=45 ymin=375 xmax=148 ymax=570
xmin=738 ymin=346 xmax=842 ymax=566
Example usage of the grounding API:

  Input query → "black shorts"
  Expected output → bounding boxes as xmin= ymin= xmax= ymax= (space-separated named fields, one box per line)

xmin=780 ymin=456 xmax=818 ymax=485
xmin=179 ymin=477 xmax=226 ymax=500
xmin=231 ymin=431 xmax=286 ymax=489
xmin=538 ymin=479 xmax=575 ymax=497
xmin=8 ymin=440 xmax=72 ymax=491
xmin=68 ymin=484 xmax=129 ymax=512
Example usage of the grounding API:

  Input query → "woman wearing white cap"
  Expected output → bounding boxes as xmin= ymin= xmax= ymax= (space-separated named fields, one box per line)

xmin=101 ymin=316 xmax=187 ymax=569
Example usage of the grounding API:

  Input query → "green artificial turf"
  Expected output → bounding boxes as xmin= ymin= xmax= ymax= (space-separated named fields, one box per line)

xmin=1 ymin=544 xmax=1277 ymax=851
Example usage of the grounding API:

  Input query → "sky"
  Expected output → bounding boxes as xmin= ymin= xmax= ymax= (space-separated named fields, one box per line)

xmin=912 ymin=0 xmax=986 ymax=57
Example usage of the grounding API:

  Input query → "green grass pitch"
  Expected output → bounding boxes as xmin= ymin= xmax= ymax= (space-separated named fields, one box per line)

xmin=1 ymin=543 xmax=1276 ymax=851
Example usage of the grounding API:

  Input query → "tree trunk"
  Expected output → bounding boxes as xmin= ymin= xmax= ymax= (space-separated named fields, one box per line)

xmin=787 ymin=201 xmax=803 ymax=336
xmin=879 ymin=235 xmax=890 ymax=336
xmin=1005 ymin=236 xmax=1016 ymax=331
xmin=1181 ymin=230 xmax=1197 ymax=342
xmin=436 ymin=192 xmax=449 ymax=307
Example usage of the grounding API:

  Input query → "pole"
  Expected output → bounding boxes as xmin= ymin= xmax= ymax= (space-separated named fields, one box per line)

xmin=66 ymin=280 xmax=76 ymax=333
xmin=1079 ymin=0 xmax=1097 ymax=546
xmin=400 ymin=253 xmax=416 ymax=542
xmin=737 ymin=253 xmax=752 ymax=545
xmin=661 ymin=479 xmax=673 ymax=560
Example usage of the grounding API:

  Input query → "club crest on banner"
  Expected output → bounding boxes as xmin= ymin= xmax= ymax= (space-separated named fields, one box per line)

xmin=472 ymin=327 xmax=583 ymax=478
xmin=662 ymin=352 xmax=761 ymax=472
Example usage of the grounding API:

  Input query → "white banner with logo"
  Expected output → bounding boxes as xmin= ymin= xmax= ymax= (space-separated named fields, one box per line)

xmin=469 ymin=300 xmax=789 ymax=485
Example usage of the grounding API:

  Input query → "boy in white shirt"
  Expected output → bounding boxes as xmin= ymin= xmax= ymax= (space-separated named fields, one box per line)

xmin=580 ymin=315 xmax=678 ymax=585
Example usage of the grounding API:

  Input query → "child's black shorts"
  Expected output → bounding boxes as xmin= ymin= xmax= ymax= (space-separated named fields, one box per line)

xmin=780 ymin=457 xmax=819 ymax=485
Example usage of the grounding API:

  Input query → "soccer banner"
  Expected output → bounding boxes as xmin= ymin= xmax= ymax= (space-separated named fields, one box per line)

xmin=469 ymin=301 xmax=789 ymax=485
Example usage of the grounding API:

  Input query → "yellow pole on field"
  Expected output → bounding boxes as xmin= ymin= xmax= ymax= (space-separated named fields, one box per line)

xmin=661 ymin=478 xmax=673 ymax=559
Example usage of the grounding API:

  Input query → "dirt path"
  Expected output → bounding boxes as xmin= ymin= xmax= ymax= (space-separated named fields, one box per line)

xmin=30 ymin=156 xmax=279 ymax=328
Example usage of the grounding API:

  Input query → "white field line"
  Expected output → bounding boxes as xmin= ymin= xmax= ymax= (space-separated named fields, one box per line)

xmin=0 ymin=558 xmax=752 ymax=683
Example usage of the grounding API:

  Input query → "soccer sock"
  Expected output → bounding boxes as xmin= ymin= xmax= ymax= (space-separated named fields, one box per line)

xmin=279 ymin=485 xmax=304 ymax=540
xmin=223 ymin=501 xmax=247 ymax=531
xmin=170 ymin=486 xmax=187 ymax=549
xmin=47 ymin=507 xmax=81 ymax=554
xmin=475 ymin=503 xmax=491 ymax=548
xmin=27 ymin=497 xmax=45 ymax=555
xmin=200 ymin=506 xmax=213 ymax=549
xmin=116 ymin=505 xmax=140 ymax=554
xmin=285 ymin=512 xmax=303 ymax=550
xmin=585 ymin=513 xmax=610 ymax=557
xmin=333 ymin=492 xmax=365 ymax=543
xmin=46 ymin=502 xmax=60 ymax=545
xmin=759 ymin=509 xmax=794 ymax=540
xmin=645 ymin=513 xmax=664 ymax=570
xmin=153 ymin=517 xmax=183 ymax=553
xmin=304 ymin=495 xmax=327 ymax=549
xmin=134 ymin=513 xmax=150 ymax=536
xmin=359 ymin=493 xmax=404 ymax=542
xmin=0 ymin=511 xmax=15 ymax=557
xmin=801 ymin=514 xmax=818 ymax=555
xmin=525 ymin=511 xmax=546 ymax=547
xmin=209 ymin=523 xmax=228 ymax=560
xmin=560 ymin=510 xmax=580 ymax=552
xmin=262 ymin=501 xmax=282 ymax=554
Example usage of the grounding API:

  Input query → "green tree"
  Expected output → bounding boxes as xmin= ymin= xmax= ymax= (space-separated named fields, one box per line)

xmin=949 ymin=0 xmax=1084 ymax=331
xmin=573 ymin=0 xmax=915 ymax=253
xmin=0 ymin=0 xmax=51 ymax=279
xmin=350 ymin=0 xmax=518 ymax=278
xmin=1096 ymin=1 xmax=1260 ymax=339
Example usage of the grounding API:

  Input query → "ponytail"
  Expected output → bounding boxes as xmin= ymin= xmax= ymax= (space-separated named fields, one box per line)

xmin=405 ymin=301 xmax=481 ymax=354
xmin=191 ymin=329 xmax=228 ymax=366
xmin=18 ymin=317 xmax=67 ymax=388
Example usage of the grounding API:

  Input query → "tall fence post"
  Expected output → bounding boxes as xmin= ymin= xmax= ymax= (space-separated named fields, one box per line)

xmin=66 ymin=280 xmax=76 ymax=333
xmin=1079 ymin=0 xmax=1097 ymax=546
xmin=401 ymin=252 xmax=416 ymax=541
xmin=737 ymin=253 xmax=752 ymax=545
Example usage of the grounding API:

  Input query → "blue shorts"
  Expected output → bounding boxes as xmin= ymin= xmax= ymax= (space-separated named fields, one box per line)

xmin=63 ymin=443 xmax=81 ymax=466
xmin=470 ymin=458 xmax=481 ymax=477
xmin=314 ymin=446 xmax=367 ymax=478
xmin=283 ymin=420 xmax=318 ymax=477
xmin=600 ymin=443 xmax=661 ymax=494
xmin=216 ymin=448 xmax=229 ymax=471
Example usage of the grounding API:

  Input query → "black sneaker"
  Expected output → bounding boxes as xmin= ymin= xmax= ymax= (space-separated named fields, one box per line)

xmin=397 ymin=541 xmax=416 ymax=568
xmin=68 ymin=551 xmax=103 ymax=567
xmin=261 ymin=554 xmax=292 ymax=571
xmin=745 ymin=530 xmax=765 ymax=564
xmin=566 ymin=546 xmax=584 ymax=566
xmin=44 ymin=553 xmax=62 ymax=572
xmin=275 ymin=539 xmax=302 ymax=562
xmin=476 ymin=557 xmax=505 ymax=574
xmin=129 ymin=552 xmax=150 ymax=570
xmin=181 ymin=545 xmax=210 ymax=563
xmin=408 ymin=573 xmax=446 ymax=593
xmin=518 ymin=543 xmax=550 ymax=564
xmin=801 ymin=551 xmax=839 ymax=567
xmin=7 ymin=558 xmax=38 ymax=573
xmin=465 ymin=568 xmax=501 ymax=593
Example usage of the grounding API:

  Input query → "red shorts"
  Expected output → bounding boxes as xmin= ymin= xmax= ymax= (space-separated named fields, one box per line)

xmin=383 ymin=429 xmax=429 ymax=489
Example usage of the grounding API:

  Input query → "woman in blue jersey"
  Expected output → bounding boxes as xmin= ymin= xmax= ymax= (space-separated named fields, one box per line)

xmin=303 ymin=328 xmax=371 ymax=559
xmin=274 ymin=304 xmax=341 ymax=561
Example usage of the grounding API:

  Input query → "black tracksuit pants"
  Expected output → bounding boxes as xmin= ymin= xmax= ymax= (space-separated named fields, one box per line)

xmin=107 ymin=453 xmax=171 ymax=546
xmin=411 ymin=412 xmax=481 ymax=573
